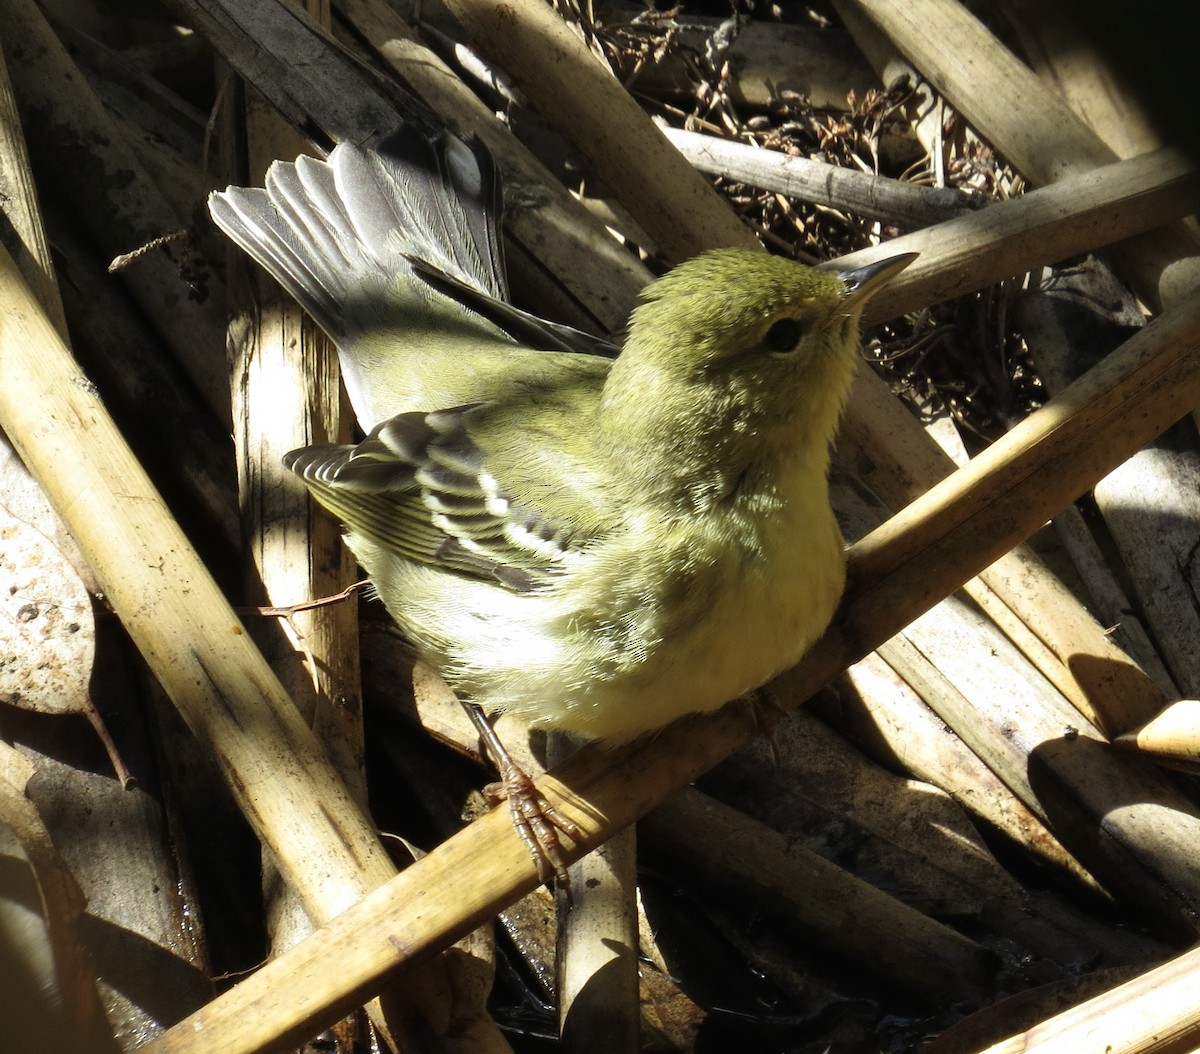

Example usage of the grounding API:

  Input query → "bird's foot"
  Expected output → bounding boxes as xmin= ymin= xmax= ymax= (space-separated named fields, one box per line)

xmin=465 ymin=703 xmax=582 ymax=895
xmin=482 ymin=767 xmax=581 ymax=894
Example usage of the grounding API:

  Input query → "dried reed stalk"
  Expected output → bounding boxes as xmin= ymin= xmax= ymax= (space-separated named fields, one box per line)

xmin=836 ymin=0 xmax=1200 ymax=312
xmin=0 ymin=42 xmax=220 ymax=1044
xmin=0 ymin=43 xmax=65 ymax=338
xmin=642 ymin=787 xmax=994 ymax=1002
xmin=439 ymin=0 xmax=761 ymax=261
xmin=0 ymin=247 xmax=437 ymax=1050
xmin=0 ymin=0 xmax=232 ymax=420
xmin=979 ymin=943 xmax=1200 ymax=1053
xmin=663 ymin=126 xmax=976 ymax=228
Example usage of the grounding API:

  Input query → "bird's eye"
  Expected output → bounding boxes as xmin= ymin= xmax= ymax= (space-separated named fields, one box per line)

xmin=764 ymin=317 xmax=808 ymax=354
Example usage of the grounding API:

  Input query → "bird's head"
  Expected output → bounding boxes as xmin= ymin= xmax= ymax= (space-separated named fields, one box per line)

xmin=600 ymin=249 xmax=915 ymax=494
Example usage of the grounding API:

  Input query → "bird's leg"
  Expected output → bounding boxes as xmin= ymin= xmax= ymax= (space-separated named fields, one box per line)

xmin=462 ymin=702 xmax=582 ymax=892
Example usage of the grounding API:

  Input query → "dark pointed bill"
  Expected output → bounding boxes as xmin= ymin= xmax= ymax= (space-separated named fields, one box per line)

xmin=838 ymin=252 xmax=919 ymax=306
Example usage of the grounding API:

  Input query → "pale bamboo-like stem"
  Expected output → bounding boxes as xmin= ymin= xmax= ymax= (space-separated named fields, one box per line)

xmin=438 ymin=0 xmax=760 ymax=262
xmin=973 ymin=549 xmax=1167 ymax=736
xmin=556 ymin=826 xmax=639 ymax=1052
xmin=0 ymin=44 xmax=228 ymax=1042
xmin=1001 ymin=0 xmax=1163 ymax=160
xmin=141 ymin=254 xmax=1200 ymax=1054
xmin=546 ymin=723 xmax=639 ymax=1054
xmin=827 ymin=478 xmax=1115 ymax=891
xmin=872 ymin=607 xmax=1196 ymax=926
xmin=222 ymin=74 xmax=392 ymax=1048
xmin=1050 ymin=504 xmax=1179 ymax=695
xmin=0 ymin=241 xmax=417 ymax=1036
xmin=227 ymin=52 xmax=366 ymax=805
xmin=836 ymin=0 xmax=1200 ymax=311
xmin=839 ymin=0 xmax=1114 ymax=183
xmin=1118 ymin=702 xmax=1200 ymax=763
xmin=831 ymin=652 xmax=1101 ymax=889
xmin=842 ymin=147 xmax=1197 ymax=327
xmin=0 ymin=748 xmax=116 ymax=1052
xmin=977 ymin=945 xmax=1200 ymax=1054
xmin=956 ymin=571 xmax=1097 ymax=720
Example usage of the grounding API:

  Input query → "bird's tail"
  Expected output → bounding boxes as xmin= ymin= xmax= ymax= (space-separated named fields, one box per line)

xmin=208 ymin=129 xmax=507 ymax=345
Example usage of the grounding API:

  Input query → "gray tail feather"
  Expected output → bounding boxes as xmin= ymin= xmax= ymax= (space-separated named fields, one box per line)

xmin=207 ymin=130 xmax=506 ymax=342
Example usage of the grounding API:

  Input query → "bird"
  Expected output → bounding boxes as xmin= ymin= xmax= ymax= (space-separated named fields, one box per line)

xmin=209 ymin=127 xmax=914 ymax=871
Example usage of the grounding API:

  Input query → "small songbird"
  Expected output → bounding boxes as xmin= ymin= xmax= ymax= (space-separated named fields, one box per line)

xmin=209 ymin=129 xmax=913 ymax=746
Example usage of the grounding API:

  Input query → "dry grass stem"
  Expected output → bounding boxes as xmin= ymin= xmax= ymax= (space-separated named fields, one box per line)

xmin=555 ymin=822 xmax=639 ymax=1052
xmin=0 ymin=745 xmax=117 ymax=1052
xmin=837 ymin=0 xmax=1114 ymax=184
xmin=1119 ymin=701 xmax=1200 ymax=765
xmin=1001 ymin=0 xmax=1163 ymax=160
xmin=877 ymin=611 xmax=1200 ymax=935
xmin=1049 ymin=505 xmax=1178 ymax=695
xmin=0 ymin=44 xmax=66 ymax=339
xmin=221 ymin=73 xmax=377 ymax=1045
xmin=830 ymin=652 xmax=1102 ymax=889
xmin=839 ymin=148 xmax=1198 ymax=326
xmin=973 ymin=548 xmax=1168 ymax=736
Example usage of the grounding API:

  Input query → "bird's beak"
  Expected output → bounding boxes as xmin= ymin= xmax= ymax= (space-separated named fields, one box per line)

xmin=837 ymin=252 xmax=919 ymax=308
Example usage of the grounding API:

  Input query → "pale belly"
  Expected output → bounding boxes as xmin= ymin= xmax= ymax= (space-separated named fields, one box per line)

xmin=351 ymin=475 xmax=848 ymax=743
xmin=538 ymin=498 xmax=848 ymax=741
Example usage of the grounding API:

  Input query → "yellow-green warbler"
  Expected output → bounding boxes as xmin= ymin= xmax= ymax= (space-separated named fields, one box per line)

xmin=209 ymin=129 xmax=913 ymax=745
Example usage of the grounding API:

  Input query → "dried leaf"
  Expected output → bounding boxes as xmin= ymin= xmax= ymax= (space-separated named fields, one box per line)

xmin=0 ymin=742 xmax=116 ymax=1052
xmin=0 ymin=505 xmax=95 ymax=714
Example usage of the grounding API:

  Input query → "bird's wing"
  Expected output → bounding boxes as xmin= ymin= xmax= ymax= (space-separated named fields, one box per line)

xmin=408 ymin=258 xmax=618 ymax=360
xmin=285 ymin=404 xmax=602 ymax=593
